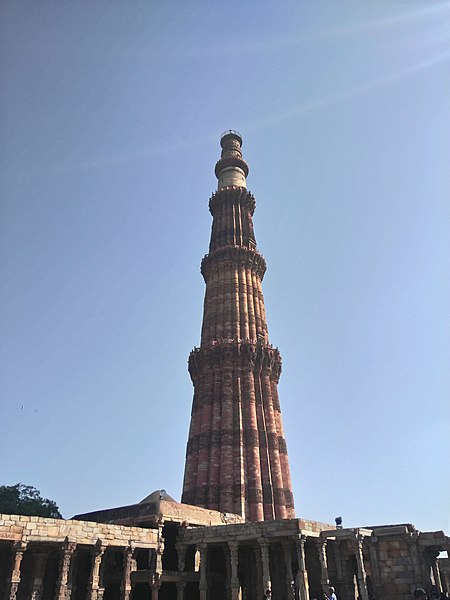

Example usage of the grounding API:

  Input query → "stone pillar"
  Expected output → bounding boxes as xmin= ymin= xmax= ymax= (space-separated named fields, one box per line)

xmin=316 ymin=540 xmax=329 ymax=592
xmin=150 ymin=583 xmax=160 ymax=600
xmin=121 ymin=545 xmax=134 ymax=600
xmin=406 ymin=532 xmax=424 ymax=585
xmin=293 ymin=535 xmax=309 ymax=600
xmin=430 ymin=551 xmax=443 ymax=592
xmin=368 ymin=539 xmax=383 ymax=600
xmin=156 ymin=527 xmax=164 ymax=577
xmin=6 ymin=541 xmax=27 ymax=600
xmin=352 ymin=574 xmax=359 ymax=600
xmin=333 ymin=541 xmax=344 ymax=590
xmin=56 ymin=540 xmax=77 ymax=600
xmin=175 ymin=543 xmax=186 ymax=573
xmin=228 ymin=541 xmax=240 ymax=600
xmin=87 ymin=541 xmax=105 ymax=600
xmin=258 ymin=539 xmax=271 ymax=594
xmin=31 ymin=552 xmax=48 ymax=600
xmin=255 ymin=543 xmax=263 ymax=600
xmin=176 ymin=582 xmax=186 ymax=600
xmin=354 ymin=536 xmax=369 ymax=600
xmin=282 ymin=541 xmax=295 ymax=600
xmin=198 ymin=544 xmax=208 ymax=600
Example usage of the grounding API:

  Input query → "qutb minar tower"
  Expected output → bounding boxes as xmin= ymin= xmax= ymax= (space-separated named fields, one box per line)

xmin=182 ymin=131 xmax=295 ymax=521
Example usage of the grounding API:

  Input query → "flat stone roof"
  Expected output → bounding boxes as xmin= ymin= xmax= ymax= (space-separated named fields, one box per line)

xmin=0 ymin=513 xmax=158 ymax=548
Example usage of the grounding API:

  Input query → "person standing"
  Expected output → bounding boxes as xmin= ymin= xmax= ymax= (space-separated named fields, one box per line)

xmin=323 ymin=587 xmax=337 ymax=600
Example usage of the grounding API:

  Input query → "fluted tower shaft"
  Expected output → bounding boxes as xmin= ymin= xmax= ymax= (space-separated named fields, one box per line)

xmin=182 ymin=132 xmax=295 ymax=521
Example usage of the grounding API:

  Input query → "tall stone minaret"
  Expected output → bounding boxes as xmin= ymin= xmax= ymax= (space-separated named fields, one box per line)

xmin=182 ymin=131 xmax=295 ymax=521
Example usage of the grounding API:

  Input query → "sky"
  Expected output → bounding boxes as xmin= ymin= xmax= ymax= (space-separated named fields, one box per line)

xmin=1 ymin=1 xmax=449 ymax=534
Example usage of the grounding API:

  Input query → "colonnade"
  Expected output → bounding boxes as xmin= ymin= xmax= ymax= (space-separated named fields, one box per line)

xmin=174 ymin=533 xmax=373 ymax=600
xmin=174 ymin=524 xmax=446 ymax=600
xmin=2 ymin=528 xmax=448 ymax=600
xmin=1 ymin=538 xmax=158 ymax=600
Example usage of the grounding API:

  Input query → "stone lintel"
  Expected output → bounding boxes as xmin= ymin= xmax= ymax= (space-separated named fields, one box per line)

xmin=179 ymin=517 xmax=336 ymax=547
xmin=319 ymin=527 xmax=373 ymax=540
xmin=418 ymin=530 xmax=447 ymax=540
xmin=298 ymin=530 xmax=321 ymax=539
xmin=370 ymin=525 xmax=410 ymax=536
xmin=297 ymin=518 xmax=335 ymax=533
xmin=418 ymin=531 xmax=449 ymax=547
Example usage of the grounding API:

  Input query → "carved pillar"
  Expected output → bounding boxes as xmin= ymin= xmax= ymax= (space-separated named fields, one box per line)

xmin=293 ymin=535 xmax=309 ymax=600
xmin=316 ymin=540 xmax=329 ymax=592
xmin=258 ymin=539 xmax=271 ymax=593
xmin=175 ymin=543 xmax=186 ymax=573
xmin=87 ymin=541 xmax=105 ymax=600
xmin=228 ymin=542 xmax=240 ymax=600
xmin=120 ymin=545 xmax=134 ymax=600
xmin=156 ymin=527 xmax=164 ymax=577
xmin=30 ymin=552 xmax=48 ymax=600
xmin=6 ymin=541 xmax=27 ymax=600
xmin=176 ymin=582 xmax=186 ymax=600
xmin=198 ymin=544 xmax=208 ymax=600
xmin=282 ymin=542 xmax=295 ymax=600
xmin=354 ymin=536 xmax=369 ymax=600
xmin=56 ymin=540 xmax=77 ymax=600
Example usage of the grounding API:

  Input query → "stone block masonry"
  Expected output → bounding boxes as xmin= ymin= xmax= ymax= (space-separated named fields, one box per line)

xmin=181 ymin=131 xmax=295 ymax=522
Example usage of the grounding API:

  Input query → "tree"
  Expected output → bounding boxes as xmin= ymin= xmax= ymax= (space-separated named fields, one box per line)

xmin=0 ymin=483 xmax=62 ymax=518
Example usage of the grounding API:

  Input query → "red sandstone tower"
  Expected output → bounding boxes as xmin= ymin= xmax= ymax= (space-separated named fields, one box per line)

xmin=182 ymin=131 xmax=295 ymax=522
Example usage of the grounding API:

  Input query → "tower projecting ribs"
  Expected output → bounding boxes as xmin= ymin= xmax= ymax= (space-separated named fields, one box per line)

xmin=181 ymin=132 xmax=295 ymax=521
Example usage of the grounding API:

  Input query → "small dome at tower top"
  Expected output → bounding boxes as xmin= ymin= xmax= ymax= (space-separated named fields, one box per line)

xmin=216 ymin=130 xmax=248 ymax=189
xmin=220 ymin=130 xmax=243 ymax=146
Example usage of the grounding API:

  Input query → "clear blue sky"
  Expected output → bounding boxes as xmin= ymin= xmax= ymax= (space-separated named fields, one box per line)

xmin=1 ymin=1 xmax=449 ymax=533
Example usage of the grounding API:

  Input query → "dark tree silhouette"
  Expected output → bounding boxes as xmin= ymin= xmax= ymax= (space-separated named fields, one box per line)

xmin=0 ymin=483 xmax=62 ymax=518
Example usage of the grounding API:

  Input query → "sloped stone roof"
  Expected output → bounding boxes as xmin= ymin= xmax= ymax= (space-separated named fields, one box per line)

xmin=139 ymin=490 xmax=177 ymax=504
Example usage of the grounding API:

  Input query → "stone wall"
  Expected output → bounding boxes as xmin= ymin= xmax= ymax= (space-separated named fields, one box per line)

xmin=0 ymin=514 xmax=158 ymax=547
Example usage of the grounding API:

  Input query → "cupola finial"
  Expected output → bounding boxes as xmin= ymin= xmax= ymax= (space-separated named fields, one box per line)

xmin=215 ymin=130 xmax=249 ymax=190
